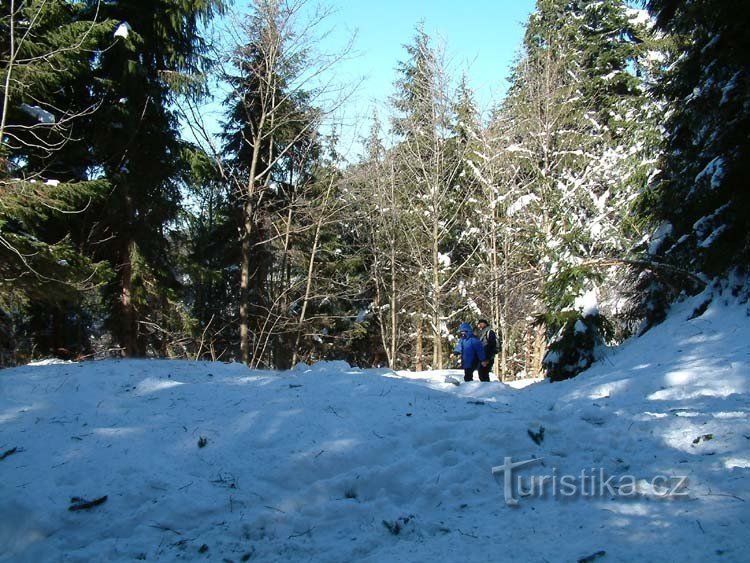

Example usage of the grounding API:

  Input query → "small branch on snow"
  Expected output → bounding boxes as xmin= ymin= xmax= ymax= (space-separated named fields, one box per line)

xmin=325 ymin=405 xmax=341 ymax=418
xmin=288 ymin=527 xmax=314 ymax=539
xmin=148 ymin=522 xmax=182 ymax=535
xmin=705 ymin=491 xmax=745 ymax=502
xmin=210 ymin=472 xmax=238 ymax=489
xmin=264 ymin=505 xmax=286 ymax=514
xmin=527 ymin=426 xmax=545 ymax=445
xmin=69 ymin=495 xmax=108 ymax=511
xmin=0 ymin=447 xmax=21 ymax=461
xmin=578 ymin=551 xmax=606 ymax=563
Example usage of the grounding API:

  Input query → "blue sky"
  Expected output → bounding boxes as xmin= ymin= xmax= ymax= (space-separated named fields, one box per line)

xmin=192 ymin=1 xmax=537 ymax=158
xmin=329 ymin=0 xmax=535 ymax=110
xmin=315 ymin=0 xmax=537 ymax=155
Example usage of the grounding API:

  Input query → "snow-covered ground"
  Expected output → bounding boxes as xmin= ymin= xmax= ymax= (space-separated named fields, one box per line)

xmin=1 ymin=293 xmax=748 ymax=562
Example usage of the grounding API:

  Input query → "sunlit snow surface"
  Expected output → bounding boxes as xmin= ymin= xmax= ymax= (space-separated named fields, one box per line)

xmin=1 ymin=294 xmax=749 ymax=562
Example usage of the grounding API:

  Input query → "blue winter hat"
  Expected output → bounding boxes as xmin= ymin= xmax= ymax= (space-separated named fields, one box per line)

xmin=458 ymin=322 xmax=473 ymax=334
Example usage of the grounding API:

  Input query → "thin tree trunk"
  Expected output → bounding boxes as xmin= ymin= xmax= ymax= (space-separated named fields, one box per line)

xmin=0 ymin=0 xmax=15 ymax=147
xmin=239 ymin=138 xmax=263 ymax=365
xmin=120 ymin=238 xmax=138 ymax=356
xmin=415 ymin=312 xmax=423 ymax=371
xmin=275 ymin=197 xmax=294 ymax=366
xmin=492 ymin=200 xmax=503 ymax=381
xmin=239 ymin=199 xmax=253 ymax=365
xmin=533 ymin=325 xmax=546 ymax=377
xmin=431 ymin=207 xmax=443 ymax=368
xmin=292 ymin=175 xmax=334 ymax=365
xmin=118 ymin=182 xmax=139 ymax=357
xmin=390 ymin=242 xmax=397 ymax=369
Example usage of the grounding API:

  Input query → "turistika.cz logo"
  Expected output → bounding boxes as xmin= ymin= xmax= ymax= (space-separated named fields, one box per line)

xmin=491 ymin=456 xmax=689 ymax=506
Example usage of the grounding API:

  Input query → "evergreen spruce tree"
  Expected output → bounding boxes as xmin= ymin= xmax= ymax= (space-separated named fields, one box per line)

xmin=220 ymin=0 xmax=324 ymax=366
xmin=0 ymin=1 xmax=114 ymax=361
xmin=445 ymin=76 xmax=495 ymax=356
xmin=284 ymin=143 xmax=374 ymax=368
xmin=642 ymin=1 xmax=750 ymax=292
xmin=178 ymin=145 xmax=238 ymax=360
xmin=80 ymin=0 xmax=223 ymax=357
xmin=390 ymin=26 xmax=482 ymax=369
xmin=345 ymin=114 xmax=409 ymax=369
xmin=495 ymin=0 xmax=658 ymax=380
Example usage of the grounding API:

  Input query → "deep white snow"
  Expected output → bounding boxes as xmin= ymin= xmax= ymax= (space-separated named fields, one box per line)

xmin=1 ymin=293 xmax=748 ymax=562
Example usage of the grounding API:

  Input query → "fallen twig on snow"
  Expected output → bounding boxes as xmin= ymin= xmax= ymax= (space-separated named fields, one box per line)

xmin=69 ymin=495 xmax=108 ymax=511
xmin=288 ymin=527 xmax=313 ymax=539
xmin=0 ymin=446 xmax=20 ymax=461
xmin=578 ymin=550 xmax=606 ymax=563
xmin=148 ymin=522 xmax=182 ymax=535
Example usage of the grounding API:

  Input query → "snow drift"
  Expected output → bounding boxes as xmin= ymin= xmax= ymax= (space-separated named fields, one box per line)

xmin=1 ymin=294 xmax=748 ymax=562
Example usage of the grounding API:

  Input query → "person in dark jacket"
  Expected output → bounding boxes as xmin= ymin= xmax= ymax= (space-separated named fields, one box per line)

xmin=452 ymin=322 xmax=488 ymax=382
xmin=476 ymin=319 xmax=499 ymax=382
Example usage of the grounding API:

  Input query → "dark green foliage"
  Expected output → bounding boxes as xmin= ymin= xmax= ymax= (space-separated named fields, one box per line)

xmin=77 ymin=0 xmax=224 ymax=356
xmin=0 ymin=2 xmax=115 ymax=362
xmin=644 ymin=0 xmax=750 ymax=278
xmin=0 ymin=1 xmax=224 ymax=362
xmin=501 ymin=0 xmax=659 ymax=379
xmin=178 ymin=146 xmax=239 ymax=358
xmin=0 ymin=180 xmax=109 ymax=306
xmin=542 ymin=309 xmax=612 ymax=382
xmin=277 ymin=159 xmax=374 ymax=368
xmin=544 ymin=265 xmax=605 ymax=312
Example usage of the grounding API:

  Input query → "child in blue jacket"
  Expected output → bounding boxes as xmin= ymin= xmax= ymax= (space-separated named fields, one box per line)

xmin=452 ymin=322 xmax=488 ymax=382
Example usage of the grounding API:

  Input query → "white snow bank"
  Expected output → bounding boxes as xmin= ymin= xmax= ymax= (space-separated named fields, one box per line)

xmin=27 ymin=358 xmax=74 ymax=366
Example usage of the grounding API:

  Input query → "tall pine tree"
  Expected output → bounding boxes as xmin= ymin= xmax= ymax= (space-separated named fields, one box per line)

xmin=1 ymin=1 xmax=113 ymax=361
xmin=81 ymin=0 xmax=223 ymax=356
xmin=221 ymin=0 xmax=322 ymax=366
xmin=494 ymin=0 xmax=658 ymax=380
xmin=643 ymin=1 xmax=750 ymax=287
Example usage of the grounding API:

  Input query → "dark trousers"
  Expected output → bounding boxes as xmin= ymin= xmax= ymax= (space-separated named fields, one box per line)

xmin=463 ymin=368 xmax=476 ymax=382
xmin=478 ymin=357 xmax=494 ymax=382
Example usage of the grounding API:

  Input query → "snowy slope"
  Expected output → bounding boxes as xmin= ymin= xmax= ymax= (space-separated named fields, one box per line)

xmin=1 ymin=294 xmax=748 ymax=562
